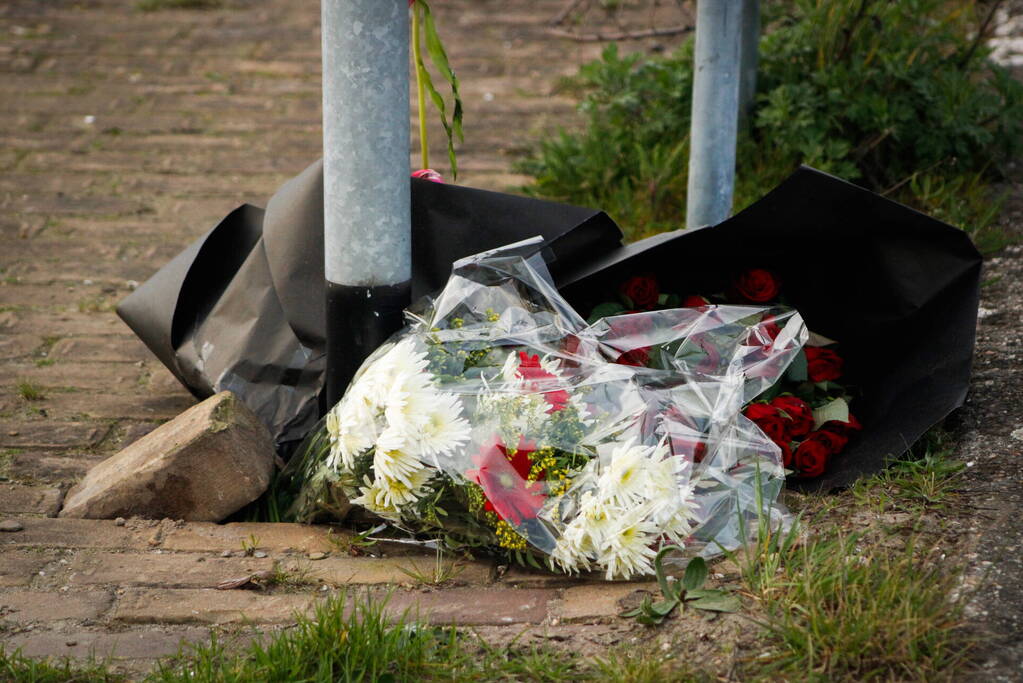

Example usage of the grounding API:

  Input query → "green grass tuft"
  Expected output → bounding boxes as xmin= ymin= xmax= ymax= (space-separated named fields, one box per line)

xmin=0 ymin=647 xmax=123 ymax=682
xmin=744 ymin=532 xmax=973 ymax=680
xmin=16 ymin=381 xmax=44 ymax=401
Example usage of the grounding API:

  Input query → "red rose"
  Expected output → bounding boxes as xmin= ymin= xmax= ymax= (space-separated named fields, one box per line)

xmin=608 ymin=312 xmax=655 ymax=340
xmin=770 ymin=395 xmax=814 ymax=438
xmin=744 ymin=403 xmax=790 ymax=444
xmin=695 ymin=337 xmax=723 ymax=374
xmin=748 ymin=316 xmax=781 ymax=348
xmin=516 ymin=352 xmax=569 ymax=413
xmin=734 ymin=268 xmax=781 ymax=303
xmin=682 ymin=295 xmax=710 ymax=308
xmin=616 ymin=347 xmax=651 ymax=367
xmin=671 ymin=436 xmax=708 ymax=463
xmin=793 ymin=436 xmax=831 ymax=478
xmin=812 ymin=428 xmax=849 ymax=454
xmin=777 ymin=440 xmax=793 ymax=468
xmin=620 ymin=275 xmax=660 ymax=310
xmin=805 ymin=347 xmax=844 ymax=382
xmin=821 ymin=413 xmax=862 ymax=438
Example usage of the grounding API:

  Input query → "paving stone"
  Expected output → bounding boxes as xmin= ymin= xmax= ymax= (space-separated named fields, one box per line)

xmin=0 ymin=550 xmax=54 ymax=586
xmin=49 ymin=335 xmax=152 ymax=363
xmin=0 ymin=518 xmax=152 ymax=550
xmin=385 ymin=587 xmax=554 ymax=625
xmin=161 ymin=522 xmax=336 ymax=554
xmin=0 ymin=589 xmax=112 ymax=623
xmin=0 ymin=334 xmax=40 ymax=360
xmin=3 ymin=360 xmax=144 ymax=390
xmin=115 ymin=421 xmax=161 ymax=449
xmin=0 ymin=282 xmax=115 ymax=309
xmin=6 ymin=452 xmax=105 ymax=483
xmin=60 ymin=391 xmax=274 ymax=522
xmin=500 ymin=566 xmax=584 ymax=588
xmin=68 ymin=552 xmax=273 ymax=588
xmin=555 ymin=582 xmax=659 ymax=623
xmin=0 ymin=420 xmax=110 ymax=449
xmin=0 ymin=484 xmax=63 ymax=516
xmin=5 ymin=627 xmax=212 ymax=660
xmin=279 ymin=555 xmax=493 ymax=587
xmin=35 ymin=391 xmax=193 ymax=421
xmin=114 ymin=588 xmax=317 ymax=625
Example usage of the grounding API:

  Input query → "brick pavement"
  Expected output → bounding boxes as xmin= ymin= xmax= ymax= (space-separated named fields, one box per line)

xmin=0 ymin=0 xmax=689 ymax=668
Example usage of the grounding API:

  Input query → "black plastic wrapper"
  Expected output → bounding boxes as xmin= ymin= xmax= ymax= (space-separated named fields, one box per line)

xmin=558 ymin=167 xmax=982 ymax=492
xmin=119 ymin=163 xmax=981 ymax=492
xmin=117 ymin=159 xmax=622 ymax=450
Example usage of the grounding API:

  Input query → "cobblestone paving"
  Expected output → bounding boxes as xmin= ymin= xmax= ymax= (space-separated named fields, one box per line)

xmin=0 ymin=0 xmax=691 ymax=671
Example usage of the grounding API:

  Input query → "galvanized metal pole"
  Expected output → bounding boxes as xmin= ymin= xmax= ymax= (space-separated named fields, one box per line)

xmin=686 ymin=0 xmax=743 ymax=229
xmin=322 ymin=0 xmax=411 ymax=407
xmin=738 ymin=0 xmax=760 ymax=121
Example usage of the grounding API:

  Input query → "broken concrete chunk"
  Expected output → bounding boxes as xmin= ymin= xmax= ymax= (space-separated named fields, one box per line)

xmin=60 ymin=392 xmax=274 ymax=522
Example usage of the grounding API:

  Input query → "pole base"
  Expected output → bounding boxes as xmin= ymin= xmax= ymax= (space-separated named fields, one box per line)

xmin=325 ymin=280 xmax=411 ymax=409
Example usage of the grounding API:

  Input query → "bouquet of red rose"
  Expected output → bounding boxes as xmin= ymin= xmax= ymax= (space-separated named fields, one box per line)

xmin=283 ymin=242 xmax=808 ymax=576
xmin=591 ymin=268 xmax=862 ymax=480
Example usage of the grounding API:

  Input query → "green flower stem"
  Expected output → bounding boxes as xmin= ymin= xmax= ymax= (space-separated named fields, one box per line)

xmin=412 ymin=2 xmax=429 ymax=170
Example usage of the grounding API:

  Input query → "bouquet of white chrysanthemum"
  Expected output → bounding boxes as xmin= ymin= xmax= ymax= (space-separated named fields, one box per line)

xmin=283 ymin=241 xmax=807 ymax=579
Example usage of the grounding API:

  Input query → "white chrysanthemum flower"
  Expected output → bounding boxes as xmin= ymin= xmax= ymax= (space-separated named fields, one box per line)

xmin=551 ymin=521 xmax=592 ymax=574
xmin=382 ymin=338 xmax=431 ymax=378
xmin=349 ymin=475 xmax=402 ymax=522
xmin=376 ymin=469 xmax=433 ymax=509
xmin=598 ymin=509 xmax=661 ymax=580
xmin=325 ymin=402 xmax=376 ymax=470
xmin=372 ymin=434 xmax=425 ymax=488
xmin=551 ymin=490 xmax=614 ymax=574
xmin=350 ymin=469 xmax=432 ymax=521
xmin=415 ymin=391 xmax=471 ymax=459
xmin=659 ymin=500 xmax=696 ymax=546
xmin=596 ymin=439 xmax=659 ymax=509
xmin=383 ymin=370 xmax=436 ymax=433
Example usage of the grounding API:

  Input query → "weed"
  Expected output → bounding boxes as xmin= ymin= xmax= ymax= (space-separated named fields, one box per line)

xmin=591 ymin=643 xmax=700 ymax=682
xmin=847 ymin=429 xmax=966 ymax=514
xmin=327 ymin=525 xmax=380 ymax=556
xmin=77 ymin=295 xmax=114 ymax=313
xmin=239 ymin=534 xmax=260 ymax=557
xmin=623 ymin=550 xmax=739 ymax=625
xmin=398 ymin=546 xmax=466 ymax=586
xmin=33 ymin=358 xmax=55 ymax=368
xmin=16 ymin=381 xmax=44 ymax=402
xmin=263 ymin=562 xmax=315 ymax=589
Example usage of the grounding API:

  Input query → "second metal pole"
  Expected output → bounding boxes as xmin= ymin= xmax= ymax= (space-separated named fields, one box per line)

xmin=686 ymin=0 xmax=743 ymax=229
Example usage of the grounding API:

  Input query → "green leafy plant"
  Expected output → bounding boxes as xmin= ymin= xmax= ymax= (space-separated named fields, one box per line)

xmin=411 ymin=0 xmax=464 ymax=177
xmin=521 ymin=0 xmax=1023 ymax=248
xmin=622 ymin=548 xmax=740 ymax=625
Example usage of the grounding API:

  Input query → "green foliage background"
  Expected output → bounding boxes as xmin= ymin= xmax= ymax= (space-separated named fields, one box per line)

xmin=519 ymin=0 xmax=1023 ymax=250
